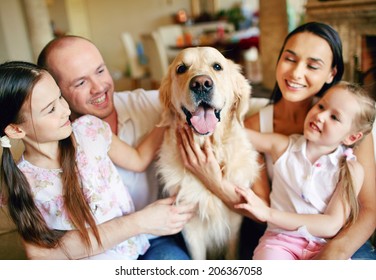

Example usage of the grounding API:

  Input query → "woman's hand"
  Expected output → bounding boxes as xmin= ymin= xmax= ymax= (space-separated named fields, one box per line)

xmin=176 ymin=125 xmax=223 ymax=191
xmin=176 ymin=125 xmax=245 ymax=209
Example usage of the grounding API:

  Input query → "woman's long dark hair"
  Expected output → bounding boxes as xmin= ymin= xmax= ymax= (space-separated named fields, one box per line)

xmin=0 ymin=61 xmax=101 ymax=255
xmin=270 ymin=21 xmax=344 ymax=104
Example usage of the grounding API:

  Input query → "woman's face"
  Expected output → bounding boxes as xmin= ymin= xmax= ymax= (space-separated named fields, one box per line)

xmin=276 ymin=32 xmax=337 ymax=103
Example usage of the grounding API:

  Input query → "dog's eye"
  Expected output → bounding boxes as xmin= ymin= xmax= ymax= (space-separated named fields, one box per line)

xmin=212 ymin=63 xmax=222 ymax=71
xmin=176 ymin=64 xmax=188 ymax=74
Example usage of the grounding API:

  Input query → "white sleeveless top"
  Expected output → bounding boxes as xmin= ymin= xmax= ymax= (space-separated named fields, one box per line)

xmin=268 ymin=135 xmax=345 ymax=243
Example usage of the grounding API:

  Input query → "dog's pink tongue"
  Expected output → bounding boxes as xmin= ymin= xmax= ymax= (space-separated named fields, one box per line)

xmin=190 ymin=107 xmax=218 ymax=134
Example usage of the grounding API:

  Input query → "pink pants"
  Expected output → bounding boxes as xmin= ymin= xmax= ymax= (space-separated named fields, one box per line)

xmin=253 ymin=231 xmax=324 ymax=260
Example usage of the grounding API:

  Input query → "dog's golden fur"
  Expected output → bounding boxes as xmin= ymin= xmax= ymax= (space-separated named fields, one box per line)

xmin=157 ymin=47 xmax=259 ymax=259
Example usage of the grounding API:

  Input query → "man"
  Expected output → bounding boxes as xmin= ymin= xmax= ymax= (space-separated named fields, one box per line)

xmin=36 ymin=35 xmax=191 ymax=260
xmin=38 ymin=35 xmax=159 ymax=211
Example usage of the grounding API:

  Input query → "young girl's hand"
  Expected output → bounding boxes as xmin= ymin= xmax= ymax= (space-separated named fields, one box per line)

xmin=138 ymin=196 xmax=196 ymax=236
xmin=234 ymin=186 xmax=270 ymax=222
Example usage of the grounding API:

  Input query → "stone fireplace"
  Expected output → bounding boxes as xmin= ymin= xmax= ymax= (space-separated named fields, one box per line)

xmin=306 ymin=0 xmax=376 ymax=96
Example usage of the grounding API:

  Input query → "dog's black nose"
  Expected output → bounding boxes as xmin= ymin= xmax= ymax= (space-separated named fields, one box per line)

xmin=189 ymin=75 xmax=213 ymax=96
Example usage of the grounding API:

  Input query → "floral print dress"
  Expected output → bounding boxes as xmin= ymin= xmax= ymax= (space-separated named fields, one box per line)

xmin=17 ymin=115 xmax=149 ymax=259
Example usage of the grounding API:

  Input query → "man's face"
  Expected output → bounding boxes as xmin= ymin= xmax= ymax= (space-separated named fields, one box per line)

xmin=48 ymin=39 xmax=115 ymax=121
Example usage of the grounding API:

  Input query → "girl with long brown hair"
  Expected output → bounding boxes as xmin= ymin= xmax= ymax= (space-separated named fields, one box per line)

xmin=0 ymin=61 xmax=192 ymax=259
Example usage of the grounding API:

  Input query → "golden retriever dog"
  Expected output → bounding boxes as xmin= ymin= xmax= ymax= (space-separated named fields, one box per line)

xmin=157 ymin=47 xmax=259 ymax=260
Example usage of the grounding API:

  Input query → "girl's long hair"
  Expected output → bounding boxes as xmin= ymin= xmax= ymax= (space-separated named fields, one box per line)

xmin=0 ymin=61 xmax=101 ymax=255
xmin=336 ymin=82 xmax=375 ymax=228
xmin=270 ymin=22 xmax=344 ymax=104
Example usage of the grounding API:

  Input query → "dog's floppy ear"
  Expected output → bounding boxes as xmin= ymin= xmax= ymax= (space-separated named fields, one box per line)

xmin=229 ymin=60 xmax=251 ymax=125
xmin=157 ymin=64 xmax=174 ymax=127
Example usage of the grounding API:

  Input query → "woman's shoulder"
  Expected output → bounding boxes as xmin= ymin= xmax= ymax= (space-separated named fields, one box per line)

xmin=244 ymin=112 xmax=260 ymax=131
xmin=245 ymin=104 xmax=274 ymax=132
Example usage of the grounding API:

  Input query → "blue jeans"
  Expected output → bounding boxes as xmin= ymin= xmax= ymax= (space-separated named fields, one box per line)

xmin=239 ymin=217 xmax=267 ymax=259
xmin=351 ymin=240 xmax=376 ymax=260
xmin=138 ymin=234 xmax=191 ymax=260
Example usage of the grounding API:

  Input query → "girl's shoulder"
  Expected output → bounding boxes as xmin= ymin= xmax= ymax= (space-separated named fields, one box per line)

xmin=72 ymin=114 xmax=107 ymax=128
xmin=284 ymin=134 xmax=305 ymax=154
xmin=72 ymin=115 xmax=112 ymax=144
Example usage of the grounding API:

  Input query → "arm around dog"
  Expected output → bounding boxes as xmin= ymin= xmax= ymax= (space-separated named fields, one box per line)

xmin=246 ymin=128 xmax=289 ymax=163
xmin=109 ymin=126 xmax=166 ymax=172
xmin=23 ymin=197 xmax=195 ymax=259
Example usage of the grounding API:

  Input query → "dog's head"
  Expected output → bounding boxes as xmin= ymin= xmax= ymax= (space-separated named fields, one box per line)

xmin=159 ymin=47 xmax=251 ymax=136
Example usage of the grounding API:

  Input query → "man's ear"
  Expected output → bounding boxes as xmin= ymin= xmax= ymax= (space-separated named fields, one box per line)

xmin=343 ymin=131 xmax=363 ymax=146
xmin=4 ymin=124 xmax=26 ymax=139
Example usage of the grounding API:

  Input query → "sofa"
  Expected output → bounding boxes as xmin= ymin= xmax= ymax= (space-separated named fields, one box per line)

xmin=0 ymin=139 xmax=27 ymax=259
xmin=0 ymin=207 xmax=27 ymax=259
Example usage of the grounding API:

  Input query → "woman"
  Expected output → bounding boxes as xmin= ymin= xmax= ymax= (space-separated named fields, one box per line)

xmin=177 ymin=22 xmax=376 ymax=259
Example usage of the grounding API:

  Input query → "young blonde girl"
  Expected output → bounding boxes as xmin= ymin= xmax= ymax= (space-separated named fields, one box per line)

xmin=0 ymin=61 xmax=192 ymax=259
xmin=234 ymin=82 xmax=375 ymax=259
